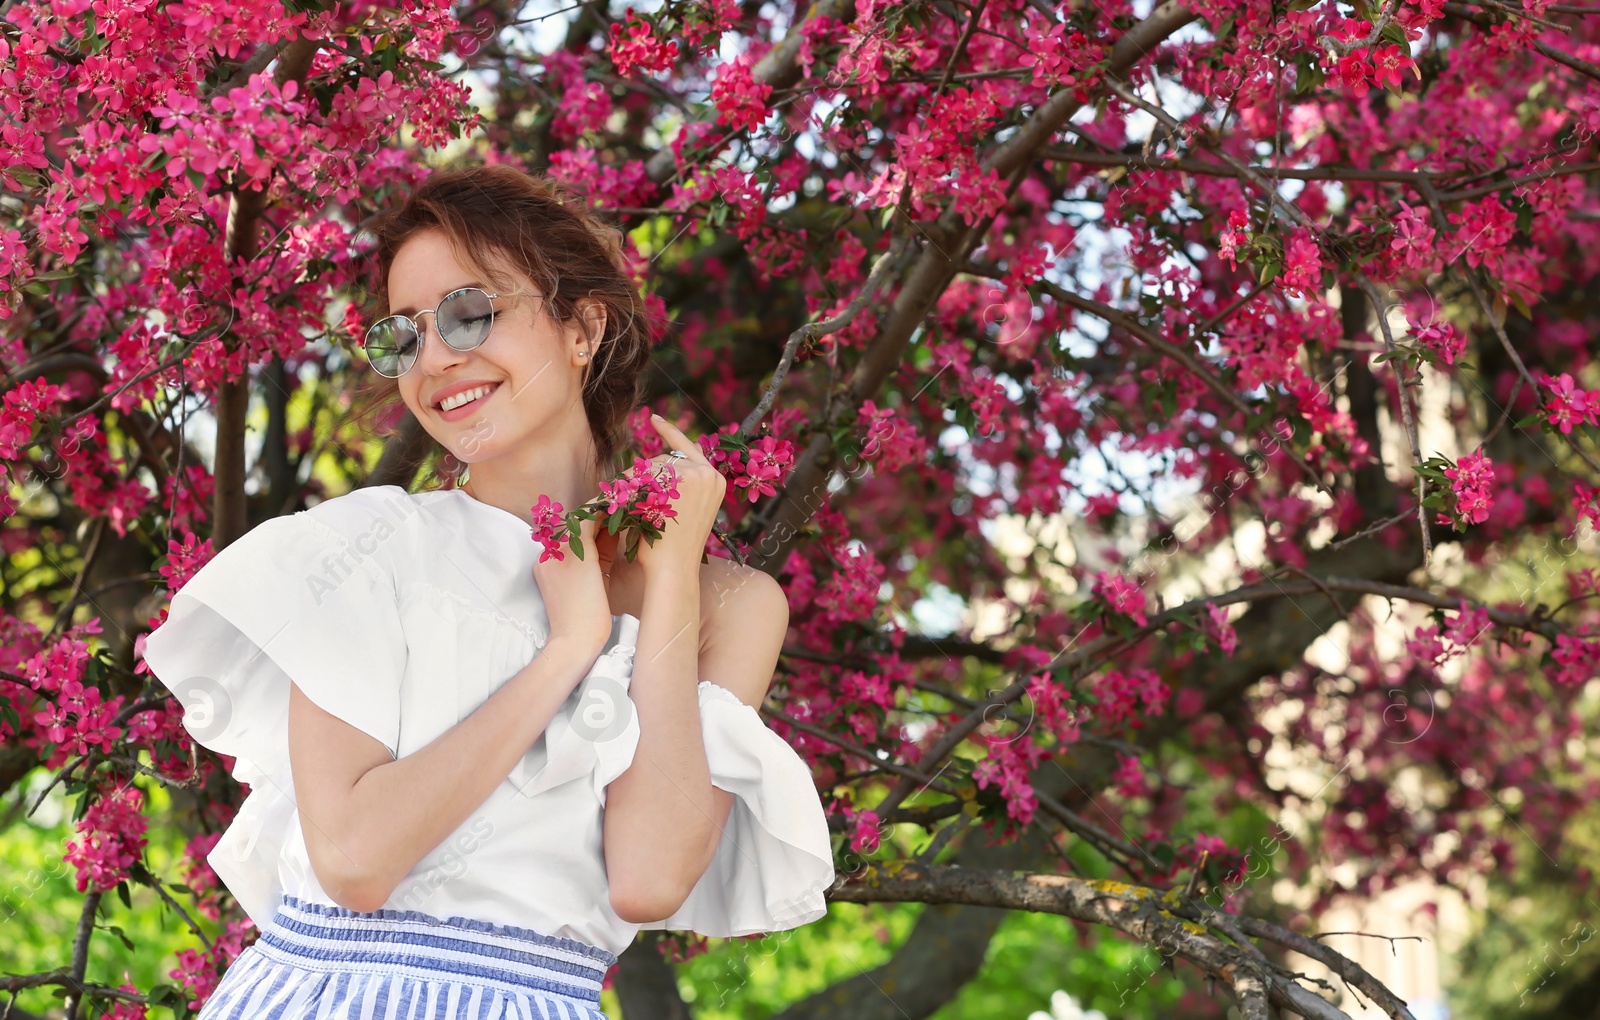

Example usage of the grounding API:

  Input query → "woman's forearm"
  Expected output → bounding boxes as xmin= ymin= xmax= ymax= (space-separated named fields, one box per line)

xmin=300 ymin=637 xmax=596 ymax=911
xmin=601 ymin=561 xmax=718 ymax=922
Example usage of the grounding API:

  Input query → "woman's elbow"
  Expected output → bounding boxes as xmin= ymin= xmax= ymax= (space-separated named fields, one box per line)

xmin=330 ymin=880 xmax=391 ymax=915
xmin=309 ymin=850 xmax=391 ymax=914
xmin=609 ymin=879 xmax=687 ymax=925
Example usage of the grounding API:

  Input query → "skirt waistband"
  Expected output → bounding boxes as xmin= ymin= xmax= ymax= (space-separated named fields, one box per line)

xmin=254 ymin=895 xmax=617 ymax=1005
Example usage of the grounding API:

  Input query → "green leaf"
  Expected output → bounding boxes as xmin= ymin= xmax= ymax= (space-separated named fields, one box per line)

xmin=106 ymin=923 xmax=136 ymax=951
xmin=144 ymin=984 xmax=188 ymax=1008
xmin=1150 ymin=842 xmax=1177 ymax=870
xmin=569 ymin=534 xmax=584 ymax=560
xmin=1286 ymin=52 xmax=1324 ymax=96
xmin=117 ymin=880 xmax=132 ymax=909
xmin=6 ymin=168 xmax=50 ymax=189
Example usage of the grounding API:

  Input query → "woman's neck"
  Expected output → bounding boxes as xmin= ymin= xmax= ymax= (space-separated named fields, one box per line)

xmin=458 ymin=429 xmax=603 ymax=526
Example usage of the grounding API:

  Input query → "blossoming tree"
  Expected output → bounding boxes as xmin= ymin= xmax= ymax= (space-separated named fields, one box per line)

xmin=3 ymin=0 xmax=1600 ymax=1016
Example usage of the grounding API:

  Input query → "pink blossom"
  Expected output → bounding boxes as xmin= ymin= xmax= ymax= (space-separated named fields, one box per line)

xmin=1445 ymin=602 xmax=1492 ymax=650
xmin=1574 ymin=482 xmax=1600 ymax=531
xmin=850 ymin=808 xmax=882 ymax=854
xmin=1279 ymin=230 xmax=1325 ymax=295
xmin=857 ymin=401 xmax=928 ymax=474
xmin=169 ymin=917 xmax=256 ymax=1013
xmin=1551 ymin=635 xmax=1600 ymax=687
xmin=1410 ymin=317 xmax=1465 ymax=366
xmin=1335 ymin=52 xmax=1370 ymax=96
xmin=1445 ymin=450 xmax=1495 ymax=525
xmin=1205 ymin=602 xmax=1238 ymax=655
xmin=159 ymin=532 xmax=214 ymax=592
xmin=1218 ymin=209 xmax=1250 ymax=268
xmin=1448 ymin=195 xmax=1517 ymax=269
xmin=102 ymin=984 xmax=148 ymax=1020
xmin=1542 ymin=373 xmax=1600 ymax=434
xmin=63 ymin=783 xmax=148 ymax=893
xmin=1389 ymin=201 xmax=1437 ymax=272
xmin=609 ymin=12 xmax=679 ymax=77
xmin=1112 ymin=752 xmax=1148 ymax=797
xmin=529 ymin=493 xmax=568 ymax=563
xmin=1094 ymin=571 xmax=1148 ymax=625
xmin=733 ymin=434 xmax=795 ymax=501
xmin=710 ymin=57 xmax=772 ymax=134
xmin=1020 ymin=24 xmax=1098 ymax=88
xmin=1094 ymin=668 xmax=1169 ymax=725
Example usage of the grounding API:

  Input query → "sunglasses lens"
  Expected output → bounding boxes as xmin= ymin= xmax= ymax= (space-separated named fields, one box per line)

xmin=365 ymin=317 xmax=418 ymax=377
xmin=438 ymin=289 xmax=495 ymax=350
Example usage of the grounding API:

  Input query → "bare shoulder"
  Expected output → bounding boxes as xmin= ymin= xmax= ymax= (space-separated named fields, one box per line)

xmin=699 ymin=556 xmax=788 ymax=628
xmin=696 ymin=557 xmax=789 ymax=708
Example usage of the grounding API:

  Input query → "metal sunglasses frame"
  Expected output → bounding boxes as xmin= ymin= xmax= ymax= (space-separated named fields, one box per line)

xmin=363 ymin=287 xmax=531 ymax=379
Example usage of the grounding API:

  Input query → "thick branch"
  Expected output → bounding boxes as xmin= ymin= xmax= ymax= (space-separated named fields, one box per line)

xmin=829 ymin=864 xmax=1415 ymax=1019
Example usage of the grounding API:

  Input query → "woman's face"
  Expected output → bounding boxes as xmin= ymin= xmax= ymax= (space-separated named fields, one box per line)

xmin=386 ymin=227 xmax=600 ymax=466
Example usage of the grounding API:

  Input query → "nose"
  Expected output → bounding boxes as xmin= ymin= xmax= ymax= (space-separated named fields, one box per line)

xmin=413 ymin=310 xmax=468 ymax=378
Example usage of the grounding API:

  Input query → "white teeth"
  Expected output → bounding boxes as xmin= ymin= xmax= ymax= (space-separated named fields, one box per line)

xmin=439 ymin=384 xmax=494 ymax=411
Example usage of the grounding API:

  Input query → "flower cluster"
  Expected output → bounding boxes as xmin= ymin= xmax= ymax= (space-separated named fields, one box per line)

xmin=608 ymin=11 xmax=679 ymax=77
xmin=704 ymin=431 xmax=798 ymax=502
xmin=1551 ymin=635 xmax=1600 ymax=687
xmin=528 ymin=425 xmax=794 ymax=563
xmin=1542 ymin=372 xmax=1600 ymax=434
xmin=170 ymin=917 xmax=256 ymax=1013
xmin=709 ymin=56 xmax=772 ymax=134
xmin=1093 ymin=571 xmax=1148 ymax=626
xmin=1205 ymin=603 xmax=1239 ymax=656
xmin=972 ymin=730 xmax=1051 ymax=826
xmin=528 ymin=458 xmax=680 ymax=564
xmin=1444 ymin=450 xmax=1495 ymax=526
xmin=63 ymin=782 xmax=148 ymax=893
xmin=1093 ymin=668 xmax=1170 ymax=726
xmin=1409 ymin=316 xmax=1466 ymax=366
xmin=857 ymin=400 xmax=929 ymax=473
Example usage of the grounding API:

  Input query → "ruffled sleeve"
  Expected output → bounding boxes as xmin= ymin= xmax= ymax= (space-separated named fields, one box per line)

xmin=506 ymin=613 xmax=642 ymax=804
xmin=139 ymin=512 xmax=409 ymax=929
xmin=639 ymin=681 xmax=835 ymax=938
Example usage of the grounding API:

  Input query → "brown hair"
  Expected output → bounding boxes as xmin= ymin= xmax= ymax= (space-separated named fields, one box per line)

xmin=349 ymin=163 xmax=658 ymax=486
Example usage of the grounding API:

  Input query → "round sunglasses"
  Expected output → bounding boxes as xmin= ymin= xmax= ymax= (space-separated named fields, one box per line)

xmin=363 ymin=287 xmax=528 ymax=379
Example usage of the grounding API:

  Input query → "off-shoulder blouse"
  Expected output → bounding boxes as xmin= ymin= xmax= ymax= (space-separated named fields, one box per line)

xmin=139 ymin=484 xmax=835 ymax=957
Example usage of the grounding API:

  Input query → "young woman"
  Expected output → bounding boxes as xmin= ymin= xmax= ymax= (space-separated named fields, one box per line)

xmin=140 ymin=164 xmax=835 ymax=1020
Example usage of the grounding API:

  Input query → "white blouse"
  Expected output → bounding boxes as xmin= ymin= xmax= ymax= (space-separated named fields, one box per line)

xmin=139 ymin=484 xmax=835 ymax=957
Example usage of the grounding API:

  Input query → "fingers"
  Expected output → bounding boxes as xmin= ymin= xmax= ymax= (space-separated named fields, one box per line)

xmin=650 ymin=412 xmax=709 ymax=464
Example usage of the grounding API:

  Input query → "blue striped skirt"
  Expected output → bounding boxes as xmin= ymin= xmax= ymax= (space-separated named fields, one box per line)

xmin=198 ymin=895 xmax=617 ymax=1019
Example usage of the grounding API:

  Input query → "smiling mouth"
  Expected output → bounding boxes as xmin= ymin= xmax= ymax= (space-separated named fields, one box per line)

xmin=436 ymin=383 xmax=500 ymax=412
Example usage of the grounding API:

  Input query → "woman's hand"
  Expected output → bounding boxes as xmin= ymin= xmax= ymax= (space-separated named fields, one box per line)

xmin=532 ymin=514 xmax=613 ymax=665
xmin=633 ymin=415 xmax=726 ymax=578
